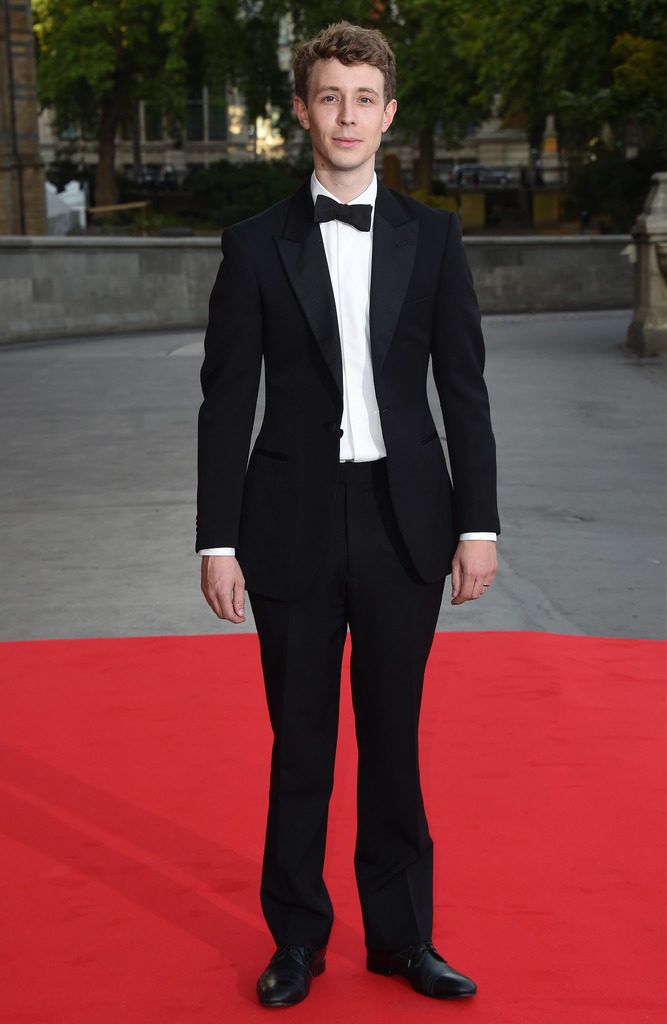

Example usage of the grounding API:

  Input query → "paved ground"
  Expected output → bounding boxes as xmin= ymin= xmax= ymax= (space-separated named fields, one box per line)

xmin=0 ymin=310 xmax=664 ymax=641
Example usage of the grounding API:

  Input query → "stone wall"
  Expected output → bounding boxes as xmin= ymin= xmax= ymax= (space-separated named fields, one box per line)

xmin=468 ymin=234 xmax=632 ymax=313
xmin=0 ymin=234 xmax=632 ymax=344
xmin=0 ymin=236 xmax=218 ymax=342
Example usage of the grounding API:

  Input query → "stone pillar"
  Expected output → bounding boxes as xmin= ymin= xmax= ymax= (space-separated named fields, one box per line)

xmin=626 ymin=172 xmax=667 ymax=356
xmin=540 ymin=113 xmax=561 ymax=186
xmin=0 ymin=0 xmax=46 ymax=235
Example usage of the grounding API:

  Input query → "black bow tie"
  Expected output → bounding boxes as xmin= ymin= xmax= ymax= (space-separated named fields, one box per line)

xmin=313 ymin=194 xmax=372 ymax=232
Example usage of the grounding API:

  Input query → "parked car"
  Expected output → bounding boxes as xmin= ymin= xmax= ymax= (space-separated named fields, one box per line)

xmin=137 ymin=163 xmax=179 ymax=190
xmin=448 ymin=164 xmax=520 ymax=186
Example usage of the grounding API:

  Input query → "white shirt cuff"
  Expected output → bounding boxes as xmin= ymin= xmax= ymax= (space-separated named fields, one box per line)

xmin=198 ymin=536 xmax=496 ymax=555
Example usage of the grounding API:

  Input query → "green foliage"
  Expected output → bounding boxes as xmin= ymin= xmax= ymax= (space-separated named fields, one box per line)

xmin=468 ymin=0 xmax=667 ymax=225
xmin=384 ymin=0 xmax=493 ymax=143
xmin=561 ymin=139 xmax=664 ymax=230
xmin=195 ymin=0 xmax=288 ymax=124
xmin=472 ymin=0 xmax=667 ymax=155
xmin=612 ymin=24 xmax=667 ymax=126
xmin=33 ymin=0 xmax=665 ymax=219
xmin=32 ymin=0 xmax=194 ymax=131
xmin=287 ymin=0 xmax=371 ymax=34
xmin=195 ymin=1 xmax=374 ymax=135
xmin=179 ymin=158 xmax=310 ymax=224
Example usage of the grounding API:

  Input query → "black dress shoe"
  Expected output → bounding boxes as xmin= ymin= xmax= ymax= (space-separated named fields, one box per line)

xmin=257 ymin=944 xmax=326 ymax=1007
xmin=367 ymin=941 xmax=477 ymax=998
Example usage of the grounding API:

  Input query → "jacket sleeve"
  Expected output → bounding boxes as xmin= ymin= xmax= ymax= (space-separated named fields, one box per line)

xmin=196 ymin=227 xmax=263 ymax=551
xmin=431 ymin=211 xmax=500 ymax=536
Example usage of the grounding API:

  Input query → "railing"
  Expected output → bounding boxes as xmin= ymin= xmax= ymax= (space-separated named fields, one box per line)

xmin=88 ymin=201 xmax=151 ymax=215
xmin=88 ymin=201 xmax=151 ymax=232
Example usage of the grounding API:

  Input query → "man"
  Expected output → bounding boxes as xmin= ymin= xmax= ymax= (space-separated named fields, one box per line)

xmin=197 ymin=21 xmax=499 ymax=1008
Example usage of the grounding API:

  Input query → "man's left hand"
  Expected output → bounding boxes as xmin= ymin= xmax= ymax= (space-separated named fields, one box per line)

xmin=450 ymin=540 xmax=497 ymax=605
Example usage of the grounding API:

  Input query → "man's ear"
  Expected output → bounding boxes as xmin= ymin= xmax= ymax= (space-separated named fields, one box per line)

xmin=293 ymin=95 xmax=310 ymax=130
xmin=381 ymin=98 xmax=398 ymax=133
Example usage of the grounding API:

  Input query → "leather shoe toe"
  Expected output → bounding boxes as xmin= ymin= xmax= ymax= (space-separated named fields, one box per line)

xmin=257 ymin=945 xmax=326 ymax=1007
xmin=367 ymin=941 xmax=476 ymax=999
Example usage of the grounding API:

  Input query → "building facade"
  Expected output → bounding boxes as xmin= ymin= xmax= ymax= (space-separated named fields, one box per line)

xmin=38 ymin=94 xmax=534 ymax=190
xmin=38 ymin=84 xmax=286 ymax=185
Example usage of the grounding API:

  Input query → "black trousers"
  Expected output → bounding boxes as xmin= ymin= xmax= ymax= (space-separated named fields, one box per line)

xmin=248 ymin=459 xmax=445 ymax=952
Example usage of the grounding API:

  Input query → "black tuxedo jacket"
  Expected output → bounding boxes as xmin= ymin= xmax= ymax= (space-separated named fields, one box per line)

xmin=197 ymin=178 xmax=499 ymax=600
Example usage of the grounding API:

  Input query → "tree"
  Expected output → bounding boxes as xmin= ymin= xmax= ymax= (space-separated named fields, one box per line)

xmin=32 ymin=0 xmax=493 ymax=204
xmin=382 ymin=0 xmax=494 ymax=191
xmin=471 ymin=0 xmax=667 ymax=159
xmin=33 ymin=0 xmax=309 ymax=203
xmin=33 ymin=0 xmax=197 ymax=205
xmin=195 ymin=0 xmax=373 ymax=142
xmin=195 ymin=0 xmax=292 ymax=139
xmin=612 ymin=23 xmax=667 ymax=137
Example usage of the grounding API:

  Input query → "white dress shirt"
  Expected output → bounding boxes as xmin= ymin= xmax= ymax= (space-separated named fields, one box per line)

xmin=199 ymin=171 xmax=495 ymax=555
xmin=313 ymin=172 xmax=385 ymax=461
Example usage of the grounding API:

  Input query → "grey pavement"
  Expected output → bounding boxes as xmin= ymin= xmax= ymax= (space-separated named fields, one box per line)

xmin=0 ymin=309 xmax=664 ymax=642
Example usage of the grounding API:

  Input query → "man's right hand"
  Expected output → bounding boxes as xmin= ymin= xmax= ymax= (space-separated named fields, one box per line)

xmin=201 ymin=555 xmax=246 ymax=623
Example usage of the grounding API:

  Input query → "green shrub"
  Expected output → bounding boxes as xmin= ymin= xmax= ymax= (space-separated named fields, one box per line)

xmin=562 ymin=141 xmax=664 ymax=232
xmin=181 ymin=159 xmax=310 ymax=226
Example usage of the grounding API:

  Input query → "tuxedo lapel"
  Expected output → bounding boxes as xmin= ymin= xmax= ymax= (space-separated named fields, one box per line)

xmin=275 ymin=182 xmax=343 ymax=394
xmin=370 ymin=182 xmax=419 ymax=376
xmin=274 ymin=179 xmax=418 ymax=392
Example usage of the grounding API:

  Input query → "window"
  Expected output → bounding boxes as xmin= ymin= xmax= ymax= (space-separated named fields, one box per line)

xmin=186 ymin=91 xmax=204 ymax=141
xmin=208 ymin=87 xmax=227 ymax=141
xmin=145 ymin=104 xmax=163 ymax=141
xmin=58 ymin=122 xmax=80 ymax=141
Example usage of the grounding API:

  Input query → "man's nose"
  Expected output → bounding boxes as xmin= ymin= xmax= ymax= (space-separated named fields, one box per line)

xmin=337 ymin=100 xmax=356 ymax=124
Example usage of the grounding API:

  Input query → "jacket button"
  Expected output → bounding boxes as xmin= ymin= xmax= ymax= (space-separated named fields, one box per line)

xmin=339 ymin=428 xmax=344 ymax=437
xmin=380 ymin=406 xmax=390 ymax=414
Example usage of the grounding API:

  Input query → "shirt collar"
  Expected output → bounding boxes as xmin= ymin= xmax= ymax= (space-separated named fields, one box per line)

xmin=310 ymin=170 xmax=377 ymax=208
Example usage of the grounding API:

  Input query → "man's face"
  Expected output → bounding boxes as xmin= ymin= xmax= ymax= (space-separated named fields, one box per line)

xmin=294 ymin=58 xmax=397 ymax=177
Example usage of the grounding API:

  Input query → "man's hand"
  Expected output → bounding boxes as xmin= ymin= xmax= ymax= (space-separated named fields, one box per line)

xmin=201 ymin=555 xmax=246 ymax=623
xmin=451 ymin=540 xmax=497 ymax=606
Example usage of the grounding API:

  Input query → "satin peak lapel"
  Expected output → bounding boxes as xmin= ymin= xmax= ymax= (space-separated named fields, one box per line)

xmin=274 ymin=184 xmax=343 ymax=394
xmin=370 ymin=184 xmax=419 ymax=376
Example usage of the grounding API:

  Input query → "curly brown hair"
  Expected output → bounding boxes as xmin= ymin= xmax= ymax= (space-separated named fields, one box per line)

xmin=293 ymin=21 xmax=396 ymax=107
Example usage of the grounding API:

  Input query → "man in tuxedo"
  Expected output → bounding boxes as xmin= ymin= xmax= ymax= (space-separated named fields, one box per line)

xmin=197 ymin=20 xmax=499 ymax=1008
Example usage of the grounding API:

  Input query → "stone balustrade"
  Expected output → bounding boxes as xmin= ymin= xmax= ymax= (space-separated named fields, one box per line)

xmin=0 ymin=233 xmax=632 ymax=345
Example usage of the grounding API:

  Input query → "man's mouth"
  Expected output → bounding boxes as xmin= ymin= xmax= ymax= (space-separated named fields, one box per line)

xmin=333 ymin=137 xmax=362 ymax=146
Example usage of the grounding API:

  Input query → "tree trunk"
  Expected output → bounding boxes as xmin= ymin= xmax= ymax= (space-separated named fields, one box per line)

xmin=413 ymin=124 xmax=434 ymax=193
xmin=131 ymin=99 xmax=142 ymax=181
xmin=95 ymin=92 xmax=121 ymax=206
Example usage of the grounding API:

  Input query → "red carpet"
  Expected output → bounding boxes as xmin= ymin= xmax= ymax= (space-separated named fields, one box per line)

xmin=0 ymin=632 xmax=663 ymax=1023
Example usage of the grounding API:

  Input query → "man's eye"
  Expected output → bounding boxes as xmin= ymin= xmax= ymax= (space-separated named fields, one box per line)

xmin=323 ymin=95 xmax=337 ymax=102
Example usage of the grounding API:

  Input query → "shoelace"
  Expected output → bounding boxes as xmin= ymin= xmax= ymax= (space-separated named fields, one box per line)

xmin=403 ymin=942 xmax=447 ymax=967
xmin=272 ymin=944 xmax=316 ymax=967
